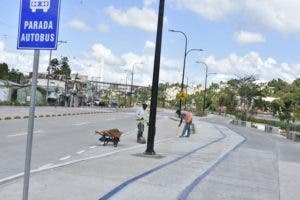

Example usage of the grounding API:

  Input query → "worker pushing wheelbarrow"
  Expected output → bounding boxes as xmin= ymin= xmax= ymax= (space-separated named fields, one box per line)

xmin=95 ymin=129 xmax=123 ymax=147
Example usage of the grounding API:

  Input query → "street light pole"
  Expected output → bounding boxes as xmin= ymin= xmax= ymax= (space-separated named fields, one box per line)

xmin=196 ymin=61 xmax=208 ymax=113
xmin=168 ymin=29 xmax=202 ymax=111
xmin=124 ymin=70 xmax=129 ymax=107
xmin=185 ymin=76 xmax=188 ymax=110
xmin=130 ymin=66 xmax=134 ymax=106
xmin=169 ymin=30 xmax=187 ymax=111
xmin=196 ymin=61 xmax=216 ymax=113
xmin=130 ymin=62 xmax=143 ymax=107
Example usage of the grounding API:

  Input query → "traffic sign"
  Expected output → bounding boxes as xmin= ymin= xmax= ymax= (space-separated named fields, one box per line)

xmin=177 ymin=91 xmax=187 ymax=101
xmin=17 ymin=0 xmax=61 ymax=50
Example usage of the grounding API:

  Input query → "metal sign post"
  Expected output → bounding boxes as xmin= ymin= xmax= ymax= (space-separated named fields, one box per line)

xmin=17 ymin=1 xmax=61 ymax=199
xmin=22 ymin=49 xmax=40 ymax=200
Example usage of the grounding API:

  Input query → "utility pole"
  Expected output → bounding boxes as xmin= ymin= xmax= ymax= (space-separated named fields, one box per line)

xmin=145 ymin=0 xmax=165 ymax=155
xmin=46 ymin=40 xmax=67 ymax=105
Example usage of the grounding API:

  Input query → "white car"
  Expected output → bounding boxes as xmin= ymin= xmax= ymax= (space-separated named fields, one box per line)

xmin=30 ymin=0 xmax=50 ymax=13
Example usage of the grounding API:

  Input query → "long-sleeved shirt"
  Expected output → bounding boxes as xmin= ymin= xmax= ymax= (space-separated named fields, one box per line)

xmin=136 ymin=108 xmax=148 ymax=124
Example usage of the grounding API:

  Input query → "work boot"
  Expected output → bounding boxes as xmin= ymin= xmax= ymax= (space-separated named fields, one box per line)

xmin=137 ymin=136 xmax=146 ymax=144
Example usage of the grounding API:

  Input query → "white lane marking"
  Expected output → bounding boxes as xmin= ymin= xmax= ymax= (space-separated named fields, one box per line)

xmin=59 ymin=155 xmax=71 ymax=161
xmin=0 ymin=172 xmax=24 ymax=184
xmin=72 ymin=122 xmax=90 ymax=126
xmin=7 ymin=130 xmax=43 ymax=137
xmin=89 ymin=146 xmax=97 ymax=149
xmin=38 ymin=163 xmax=53 ymax=170
xmin=0 ymin=137 xmax=175 ymax=185
xmin=105 ymin=118 xmax=116 ymax=121
xmin=76 ymin=150 xmax=85 ymax=154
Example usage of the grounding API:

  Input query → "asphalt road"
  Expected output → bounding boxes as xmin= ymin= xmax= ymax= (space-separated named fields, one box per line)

xmin=0 ymin=111 xmax=299 ymax=200
xmin=197 ymin=114 xmax=300 ymax=200
xmin=0 ymin=110 xmax=168 ymax=181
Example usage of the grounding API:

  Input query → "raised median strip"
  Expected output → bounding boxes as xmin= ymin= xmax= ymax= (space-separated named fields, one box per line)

xmin=0 ymin=109 xmax=115 ymax=121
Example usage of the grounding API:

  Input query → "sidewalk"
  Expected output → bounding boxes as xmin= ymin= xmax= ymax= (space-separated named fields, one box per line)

xmin=0 ymin=118 xmax=244 ymax=199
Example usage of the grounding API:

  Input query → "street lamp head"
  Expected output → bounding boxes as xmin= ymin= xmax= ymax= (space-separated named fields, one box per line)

xmin=168 ymin=29 xmax=175 ymax=32
xmin=208 ymin=72 xmax=217 ymax=76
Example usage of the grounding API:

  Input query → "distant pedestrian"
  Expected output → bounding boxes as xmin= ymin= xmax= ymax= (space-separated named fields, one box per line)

xmin=176 ymin=109 xmax=193 ymax=137
xmin=136 ymin=103 xmax=149 ymax=143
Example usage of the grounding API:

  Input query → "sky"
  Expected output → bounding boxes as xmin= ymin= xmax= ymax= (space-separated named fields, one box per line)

xmin=1 ymin=0 xmax=300 ymax=87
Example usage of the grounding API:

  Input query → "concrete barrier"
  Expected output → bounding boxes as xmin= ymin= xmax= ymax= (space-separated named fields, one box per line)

xmin=230 ymin=120 xmax=281 ymax=135
xmin=289 ymin=131 xmax=300 ymax=142
xmin=231 ymin=120 xmax=239 ymax=125
xmin=240 ymin=121 xmax=246 ymax=127
xmin=265 ymin=125 xmax=273 ymax=133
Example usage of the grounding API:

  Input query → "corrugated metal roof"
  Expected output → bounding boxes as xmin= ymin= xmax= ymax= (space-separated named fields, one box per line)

xmin=0 ymin=79 xmax=23 ymax=87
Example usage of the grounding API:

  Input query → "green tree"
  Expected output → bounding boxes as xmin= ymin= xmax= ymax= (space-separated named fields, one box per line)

xmin=218 ymin=87 xmax=237 ymax=114
xmin=8 ymin=68 xmax=24 ymax=83
xmin=194 ymin=91 xmax=204 ymax=115
xmin=0 ymin=63 xmax=24 ymax=83
xmin=279 ymin=93 xmax=296 ymax=123
xmin=52 ymin=57 xmax=71 ymax=77
xmin=206 ymin=83 xmax=220 ymax=111
xmin=158 ymin=83 xmax=168 ymax=108
xmin=136 ymin=87 xmax=151 ymax=104
xmin=253 ymin=97 xmax=269 ymax=112
xmin=237 ymin=76 xmax=261 ymax=120
xmin=267 ymin=78 xmax=288 ymax=95
xmin=270 ymin=99 xmax=283 ymax=116
xmin=0 ymin=63 xmax=9 ymax=80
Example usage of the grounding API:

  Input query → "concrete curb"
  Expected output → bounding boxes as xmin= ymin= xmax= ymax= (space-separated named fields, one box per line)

xmin=0 ymin=110 xmax=116 ymax=121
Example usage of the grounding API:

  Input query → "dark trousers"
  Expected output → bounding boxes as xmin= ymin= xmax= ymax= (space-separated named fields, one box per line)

xmin=137 ymin=122 xmax=144 ymax=140
xmin=181 ymin=122 xmax=191 ymax=137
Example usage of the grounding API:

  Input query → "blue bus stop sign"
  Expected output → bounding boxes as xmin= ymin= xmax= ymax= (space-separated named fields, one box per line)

xmin=17 ymin=0 xmax=61 ymax=50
